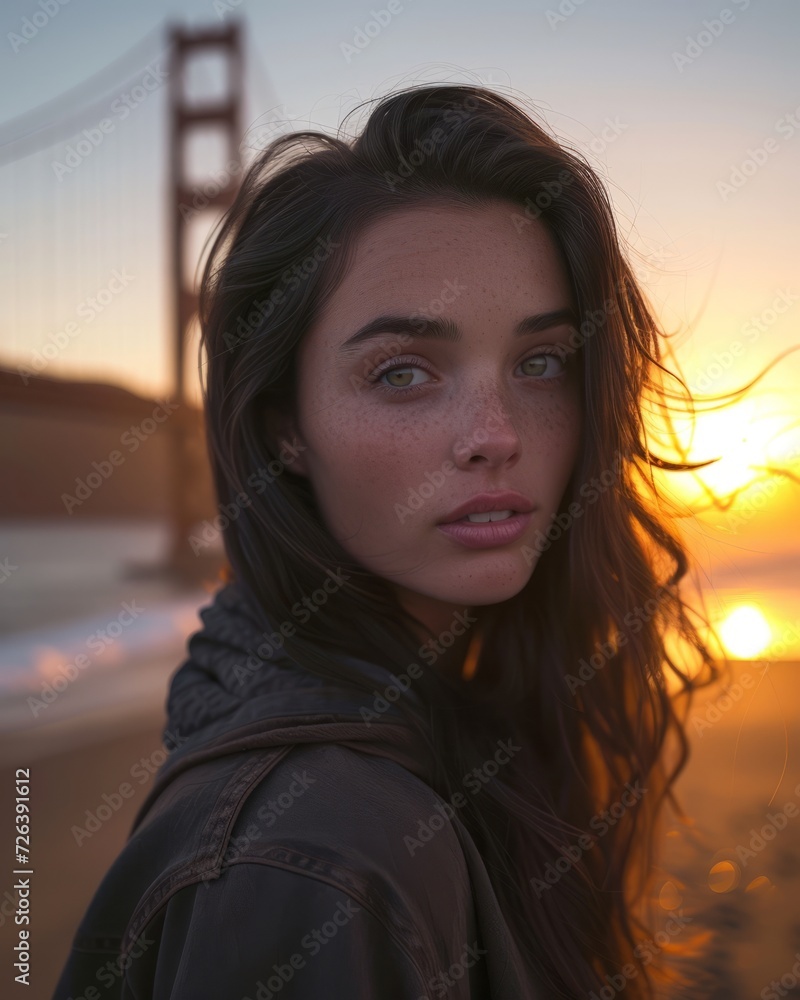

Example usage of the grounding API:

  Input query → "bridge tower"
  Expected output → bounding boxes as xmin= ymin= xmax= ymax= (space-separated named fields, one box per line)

xmin=167 ymin=22 xmax=243 ymax=575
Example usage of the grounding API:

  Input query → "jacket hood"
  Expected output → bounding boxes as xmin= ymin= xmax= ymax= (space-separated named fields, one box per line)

xmin=130 ymin=579 xmax=432 ymax=834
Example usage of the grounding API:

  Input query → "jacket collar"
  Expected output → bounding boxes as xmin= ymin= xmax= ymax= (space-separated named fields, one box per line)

xmin=130 ymin=579 xmax=433 ymax=833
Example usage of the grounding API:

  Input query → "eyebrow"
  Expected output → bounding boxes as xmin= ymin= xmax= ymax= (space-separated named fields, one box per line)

xmin=338 ymin=308 xmax=577 ymax=356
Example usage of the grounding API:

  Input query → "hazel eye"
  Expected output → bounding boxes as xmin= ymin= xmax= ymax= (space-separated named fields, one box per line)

xmin=381 ymin=365 xmax=430 ymax=388
xmin=519 ymin=352 xmax=567 ymax=378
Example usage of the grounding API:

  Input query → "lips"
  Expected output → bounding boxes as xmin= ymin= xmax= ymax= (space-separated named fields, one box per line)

xmin=439 ymin=491 xmax=534 ymax=524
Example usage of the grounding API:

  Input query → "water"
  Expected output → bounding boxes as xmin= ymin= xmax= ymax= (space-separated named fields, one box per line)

xmin=0 ymin=519 xmax=211 ymax=693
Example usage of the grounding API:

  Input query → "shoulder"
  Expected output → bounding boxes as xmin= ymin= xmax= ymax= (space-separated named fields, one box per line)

xmin=130 ymin=863 xmax=436 ymax=998
xmin=137 ymin=742 xmax=484 ymax=997
xmin=230 ymin=741 xmax=473 ymax=894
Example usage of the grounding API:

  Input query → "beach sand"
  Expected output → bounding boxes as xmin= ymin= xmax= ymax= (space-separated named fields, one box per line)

xmin=1 ymin=657 xmax=798 ymax=999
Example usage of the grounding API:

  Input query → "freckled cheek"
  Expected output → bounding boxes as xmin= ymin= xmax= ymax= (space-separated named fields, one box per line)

xmin=308 ymin=420 xmax=432 ymax=527
xmin=526 ymin=397 xmax=582 ymax=491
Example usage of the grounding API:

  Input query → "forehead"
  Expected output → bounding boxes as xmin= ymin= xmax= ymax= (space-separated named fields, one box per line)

xmin=304 ymin=200 xmax=573 ymax=351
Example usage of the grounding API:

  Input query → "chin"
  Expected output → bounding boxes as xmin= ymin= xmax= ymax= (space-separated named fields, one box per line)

xmin=425 ymin=562 xmax=532 ymax=608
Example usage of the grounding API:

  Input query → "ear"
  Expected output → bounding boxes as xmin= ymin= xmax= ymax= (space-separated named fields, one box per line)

xmin=264 ymin=406 xmax=309 ymax=477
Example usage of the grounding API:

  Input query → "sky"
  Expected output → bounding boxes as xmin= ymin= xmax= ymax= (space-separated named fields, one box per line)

xmin=1 ymin=0 xmax=799 ymax=654
xmin=1 ymin=0 xmax=798 ymax=399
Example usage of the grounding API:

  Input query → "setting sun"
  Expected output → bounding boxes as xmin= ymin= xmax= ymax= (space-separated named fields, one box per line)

xmin=659 ymin=400 xmax=798 ymax=509
xmin=719 ymin=604 xmax=772 ymax=659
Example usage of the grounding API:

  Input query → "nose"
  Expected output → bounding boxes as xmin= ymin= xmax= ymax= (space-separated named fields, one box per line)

xmin=451 ymin=397 xmax=522 ymax=470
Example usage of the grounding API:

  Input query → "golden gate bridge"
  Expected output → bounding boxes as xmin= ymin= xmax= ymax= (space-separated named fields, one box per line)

xmin=0 ymin=18 xmax=286 ymax=578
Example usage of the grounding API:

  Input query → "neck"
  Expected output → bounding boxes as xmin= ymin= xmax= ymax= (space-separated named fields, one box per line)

xmin=390 ymin=585 xmax=486 ymax=683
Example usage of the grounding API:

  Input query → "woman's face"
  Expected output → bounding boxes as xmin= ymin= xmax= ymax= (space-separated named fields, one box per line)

xmin=280 ymin=200 xmax=582 ymax=638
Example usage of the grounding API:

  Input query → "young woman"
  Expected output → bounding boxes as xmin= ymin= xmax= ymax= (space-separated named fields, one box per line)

xmin=53 ymin=83 xmax=727 ymax=999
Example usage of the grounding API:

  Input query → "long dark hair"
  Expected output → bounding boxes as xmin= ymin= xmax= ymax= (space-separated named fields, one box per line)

xmin=196 ymin=83 xmax=730 ymax=997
